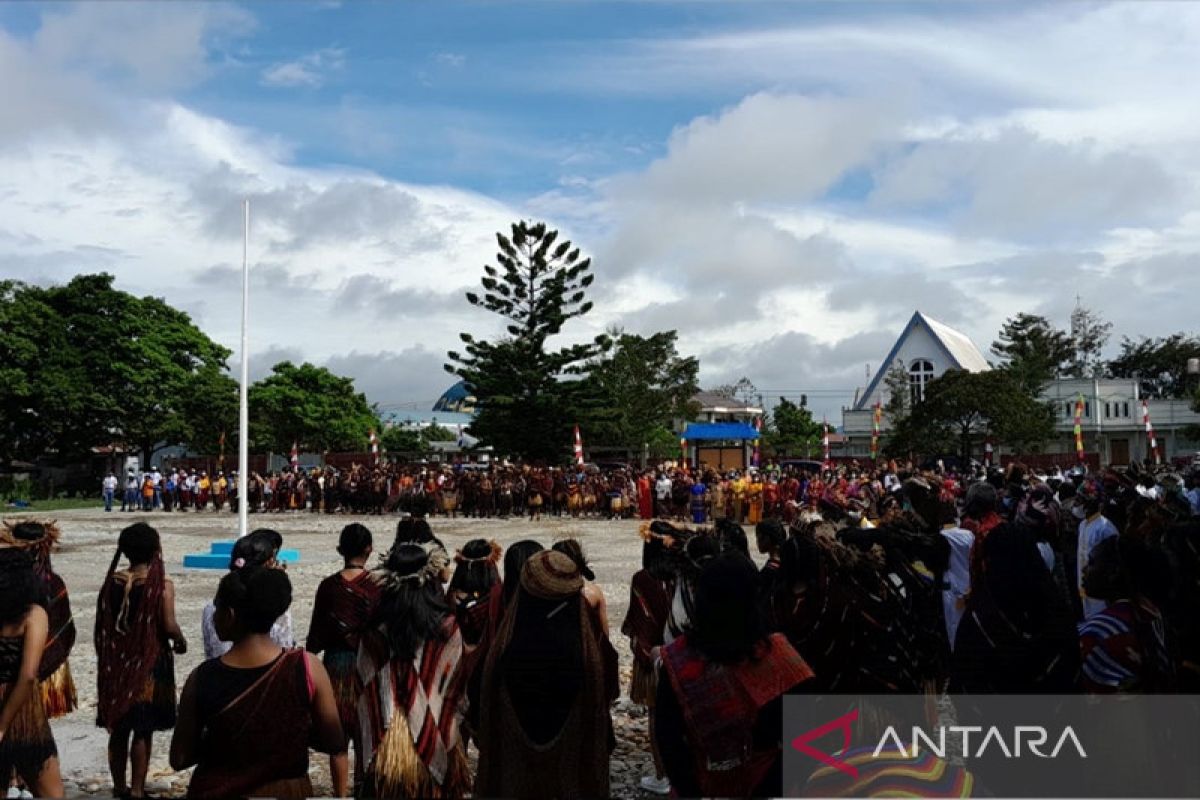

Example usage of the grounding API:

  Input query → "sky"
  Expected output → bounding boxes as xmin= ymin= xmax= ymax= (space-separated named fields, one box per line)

xmin=3 ymin=1 xmax=1200 ymax=425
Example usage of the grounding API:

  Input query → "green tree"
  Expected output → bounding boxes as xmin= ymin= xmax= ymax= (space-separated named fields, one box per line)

xmin=890 ymin=370 xmax=1054 ymax=460
xmin=710 ymin=377 xmax=759 ymax=406
xmin=1067 ymin=302 xmax=1112 ymax=379
xmin=1107 ymin=333 xmax=1200 ymax=399
xmin=764 ymin=397 xmax=822 ymax=457
xmin=1 ymin=275 xmax=236 ymax=465
xmin=380 ymin=425 xmax=422 ymax=454
xmin=881 ymin=360 xmax=911 ymax=424
xmin=446 ymin=221 xmax=607 ymax=462
xmin=249 ymin=361 xmax=379 ymax=453
xmin=584 ymin=328 xmax=699 ymax=451
xmin=421 ymin=423 xmax=458 ymax=444
xmin=991 ymin=313 xmax=1074 ymax=394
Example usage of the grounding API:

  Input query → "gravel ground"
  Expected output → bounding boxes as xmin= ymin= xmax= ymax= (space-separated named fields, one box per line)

xmin=19 ymin=507 xmax=689 ymax=798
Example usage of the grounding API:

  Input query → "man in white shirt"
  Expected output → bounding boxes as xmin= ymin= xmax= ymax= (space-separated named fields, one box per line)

xmin=1076 ymin=489 xmax=1119 ymax=618
xmin=102 ymin=472 xmax=119 ymax=512
xmin=123 ymin=469 xmax=139 ymax=512
xmin=655 ymin=472 xmax=672 ymax=518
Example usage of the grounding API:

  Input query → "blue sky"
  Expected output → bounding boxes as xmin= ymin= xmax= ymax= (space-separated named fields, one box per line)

xmin=2 ymin=2 xmax=1199 ymax=424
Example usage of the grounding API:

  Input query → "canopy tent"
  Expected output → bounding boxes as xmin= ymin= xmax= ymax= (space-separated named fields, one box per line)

xmin=681 ymin=422 xmax=760 ymax=441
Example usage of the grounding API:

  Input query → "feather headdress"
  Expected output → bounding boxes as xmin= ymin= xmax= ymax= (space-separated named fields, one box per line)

xmin=374 ymin=540 xmax=450 ymax=591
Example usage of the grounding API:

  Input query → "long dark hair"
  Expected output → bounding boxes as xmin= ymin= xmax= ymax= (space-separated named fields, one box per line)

xmin=0 ymin=549 xmax=39 ymax=626
xmin=552 ymin=539 xmax=595 ymax=581
xmin=377 ymin=544 xmax=450 ymax=660
xmin=502 ymin=540 xmax=544 ymax=607
xmin=230 ymin=528 xmax=282 ymax=570
xmin=687 ymin=552 xmax=768 ymax=664
xmin=449 ymin=539 xmax=501 ymax=597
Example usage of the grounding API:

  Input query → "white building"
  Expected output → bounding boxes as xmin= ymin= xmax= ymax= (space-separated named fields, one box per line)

xmin=841 ymin=311 xmax=1200 ymax=466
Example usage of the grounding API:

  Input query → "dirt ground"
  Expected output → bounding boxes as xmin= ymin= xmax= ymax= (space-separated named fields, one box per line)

xmin=16 ymin=506 xmax=700 ymax=798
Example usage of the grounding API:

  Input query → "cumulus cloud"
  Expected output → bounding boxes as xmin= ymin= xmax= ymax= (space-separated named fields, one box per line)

xmin=261 ymin=46 xmax=346 ymax=88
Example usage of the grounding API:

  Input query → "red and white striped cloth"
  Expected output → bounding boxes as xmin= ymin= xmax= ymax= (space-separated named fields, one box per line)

xmin=573 ymin=425 xmax=584 ymax=466
xmin=369 ymin=428 xmax=380 ymax=465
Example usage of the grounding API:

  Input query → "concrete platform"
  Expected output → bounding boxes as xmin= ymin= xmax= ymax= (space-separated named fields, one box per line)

xmin=183 ymin=539 xmax=300 ymax=569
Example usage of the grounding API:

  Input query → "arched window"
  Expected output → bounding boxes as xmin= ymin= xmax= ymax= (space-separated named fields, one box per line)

xmin=909 ymin=359 xmax=935 ymax=404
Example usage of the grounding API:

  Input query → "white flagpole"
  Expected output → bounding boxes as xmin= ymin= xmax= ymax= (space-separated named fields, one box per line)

xmin=237 ymin=199 xmax=250 ymax=538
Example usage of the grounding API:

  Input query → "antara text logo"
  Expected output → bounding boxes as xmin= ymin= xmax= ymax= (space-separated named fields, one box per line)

xmin=791 ymin=708 xmax=1087 ymax=779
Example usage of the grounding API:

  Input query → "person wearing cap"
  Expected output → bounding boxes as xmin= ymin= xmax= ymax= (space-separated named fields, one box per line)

xmin=475 ymin=550 xmax=616 ymax=799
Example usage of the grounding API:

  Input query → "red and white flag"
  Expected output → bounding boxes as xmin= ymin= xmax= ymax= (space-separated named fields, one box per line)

xmin=573 ymin=425 xmax=585 ymax=466
xmin=1142 ymin=400 xmax=1160 ymax=465
xmin=369 ymin=428 xmax=380 ymax=465
xmin=822 ymin=419 xmax=831 ymax=470
xmin=290 ymin=441 xmax=299 ymax=469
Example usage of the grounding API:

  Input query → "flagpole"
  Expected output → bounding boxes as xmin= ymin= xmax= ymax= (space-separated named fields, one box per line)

xmin=237 ymin=199 xmax=250 ymax=539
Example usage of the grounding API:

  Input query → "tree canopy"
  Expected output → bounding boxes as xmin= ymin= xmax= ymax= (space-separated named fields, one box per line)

xmin=248 ymin=361 xmax=378 ymax=453
xmin=886 ymin=369 xmax=1055 ymax=460
xmin=991 ymin=313 xmax=1073 ymax=393
xmin=446 ymin=220 xmax=608 ymax=462
xmin=1107 ymin=333 xmax=1200 ymax=399
xmin=584 ymin=329 xmax=699 ymax=452
xmin=0 ymin=274 xmax=237 ymax=465
xmin=763 ymin=397 xmax=823 ymax=457
xmin=1067 ymin=303 xmax=1112 ymax=379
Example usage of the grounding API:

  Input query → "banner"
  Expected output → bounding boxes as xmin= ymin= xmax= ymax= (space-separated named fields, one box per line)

xmin=1142 ymin=400 xmax=1160 ymax=465
xmin=870 ymin=402 xmax=882 ymax=462
xmin=368 ymin=428 xmax=379 ymax=465
xmin=752 ymin=416 xmax=762 ymax=467
xmin=822 ymin=419 xmax=831 ymax=470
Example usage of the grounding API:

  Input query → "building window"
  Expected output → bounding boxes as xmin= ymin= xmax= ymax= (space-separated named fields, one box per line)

xmin=1123 ymin=402 xmax=1130 ymax=418
xmin=909 ymin=359 xmax=935 ymax=404
xmin=1105 ymin=402 xmax=1111 ymax=419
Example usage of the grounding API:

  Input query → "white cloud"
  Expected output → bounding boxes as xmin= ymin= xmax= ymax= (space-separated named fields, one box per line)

xmin=261 ymin=46 xmax=345 ymax=88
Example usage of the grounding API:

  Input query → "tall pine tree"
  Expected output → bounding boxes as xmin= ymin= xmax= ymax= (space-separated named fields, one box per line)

xmin=447 ymin=221 xmax=607 ymax=462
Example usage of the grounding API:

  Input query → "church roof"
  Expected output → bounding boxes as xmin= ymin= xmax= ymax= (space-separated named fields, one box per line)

xmin=854 ymin=311 xmax=991 ymax=411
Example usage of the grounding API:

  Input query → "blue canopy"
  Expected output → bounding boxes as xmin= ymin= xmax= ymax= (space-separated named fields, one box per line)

xmin=681 ymin=422 xmax=760 ymax=441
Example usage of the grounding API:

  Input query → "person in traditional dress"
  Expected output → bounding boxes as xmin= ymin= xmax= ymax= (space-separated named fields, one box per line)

xmin=689 ymin=478 xmax=708 ymax=525
xmin=623 ymin=526 xmax=676 ymax=796
xmin=171 ymin=567 xmax=344 ymax=798
xmin=95 ymin=523 xmax=187 ymax=800
xmin=655 ymin=552 xmax=814 ymax=798
xmin=356 ymin=542 xmax=469 ymax=798
xmin=475 ymin=551 xmax=616 ymax=799
xmin=637 ymin=473 xmax=654 ymax=520
xmin=306 ymin=524 xmax=382 ymax=797
xmin=448 ymin=539 xmax=503 ymax=651
xmin=754 ymin=519 xmax=786 ymax=629
xmin=201 ymin=530 xmax=295 ymax=659
xmin=551 ymin=539 xmax=609 ymax=636
xmin=0 ymin=549 xmax=63 ymax=798
xmin=1078 ymin=535 xmax=1174 ymax=692
xmin=1 ymin=521 xmax=76 ymax=722
xmin=949 ymin=522 xmax=1080 ymax=693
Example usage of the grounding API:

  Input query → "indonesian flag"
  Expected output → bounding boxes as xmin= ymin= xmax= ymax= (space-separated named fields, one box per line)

xmin=1142 ymin=400 xmax=1160 ymax=465
xmin=573 ymin=424 xmax=585 ymax=466
xmin=369 ymin=428 xmax=380 ymax=465
xmin=752 ymin=416 xmax=762 ymax=467
xmin=290 ymin=441 xmax=299 ymax=469
xmin=822 ymin=419 xmax=831 ymax=470
xmin=870 ymin=402 xmax=882 ymax=462
xmin=1073 ymin=395 xmax=1085 ymax=463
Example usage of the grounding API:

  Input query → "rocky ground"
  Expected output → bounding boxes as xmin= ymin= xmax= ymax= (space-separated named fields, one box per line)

xmin=21 ymin=507 xmax=689 ymax=798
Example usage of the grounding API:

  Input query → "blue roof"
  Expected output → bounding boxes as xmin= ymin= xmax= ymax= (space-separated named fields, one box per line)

xmin=682 ymin=422 xmax=760 ymax=441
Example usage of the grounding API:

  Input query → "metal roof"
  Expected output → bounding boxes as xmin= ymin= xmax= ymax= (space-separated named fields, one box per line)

xmin=682 ymin=422 xmax=761 ymax=441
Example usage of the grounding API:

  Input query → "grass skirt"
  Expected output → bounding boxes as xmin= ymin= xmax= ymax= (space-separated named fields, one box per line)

xmin=0 ymin=682 xmax=58 ymax=780
xmin=630 ymin=658 xmax=658 ymax=708
xmin=39 ymin=661 xmax=78 ymax=719
xmin=323 ymin=649 xmax=361 ymax=734
xmin=362 ymin=714 xmax=470 ymax=800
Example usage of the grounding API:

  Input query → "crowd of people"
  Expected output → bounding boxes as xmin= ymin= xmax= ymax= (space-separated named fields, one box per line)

xmin=8 ymin=456 xmax=1200 ymax=797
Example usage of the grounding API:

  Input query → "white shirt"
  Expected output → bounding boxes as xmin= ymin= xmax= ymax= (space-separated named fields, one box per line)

xmin=103 ymin=476 xmax=119 ymax=491
xmin=655 ymin=477 xmax=672 ymax=500
xmin=1077 ymin=514 xmax=1119 ymax=618
xmin=201 ymin=601 xmax=295 ymax=659
xmin=940 ymin=525 xmax=975 ymax=650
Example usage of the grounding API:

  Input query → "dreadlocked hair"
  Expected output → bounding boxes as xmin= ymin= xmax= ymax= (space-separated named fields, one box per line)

xmin=215 ymin=566 xmax=293 ymax=634
xmin=449 ymin=539 xmax=502 ymax=597
xmin=376 ymin=544 xmax=450 ymax=661
xmin=0 ymin=549 xmax=39 ymax=626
